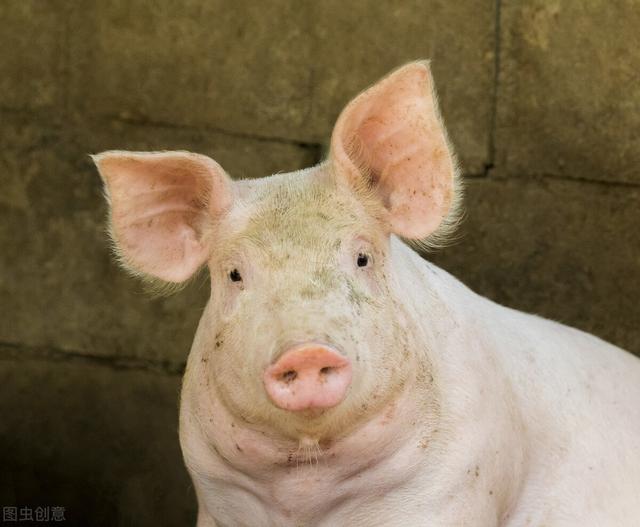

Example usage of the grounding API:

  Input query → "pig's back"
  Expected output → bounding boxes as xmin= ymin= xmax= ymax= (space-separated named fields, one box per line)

xmin=397 ymin=241 xmax=640 ymax=523
xmin=400 ymin=239 xmax=640 ymax=437
xmin=491 ymin=306 xmax=640 ymax=524
xmin=488 ymin=299 xmax=640 ymax=452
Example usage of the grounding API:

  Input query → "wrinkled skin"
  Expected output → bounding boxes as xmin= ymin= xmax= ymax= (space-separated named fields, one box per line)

xmin=94 ymin=63 xmax=640 ymax=526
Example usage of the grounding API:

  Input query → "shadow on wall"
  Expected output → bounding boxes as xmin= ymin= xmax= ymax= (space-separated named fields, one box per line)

xmin=0 ymin=1 xmax=638 ymax=525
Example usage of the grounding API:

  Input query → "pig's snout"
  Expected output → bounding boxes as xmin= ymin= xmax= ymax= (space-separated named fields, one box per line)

xmin=263 ymin=344 xmax=352 ymax=412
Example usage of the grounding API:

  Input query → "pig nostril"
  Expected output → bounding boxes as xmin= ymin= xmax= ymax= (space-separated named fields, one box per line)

xmin=319 ymin=366 xmax=332 ymax=375
xmin=281 ymin=370 xmax=298 ymax=383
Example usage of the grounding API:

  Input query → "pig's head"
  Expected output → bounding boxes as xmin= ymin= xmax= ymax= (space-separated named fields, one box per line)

xmin=94 ymin=62 xmax=459 ymax=441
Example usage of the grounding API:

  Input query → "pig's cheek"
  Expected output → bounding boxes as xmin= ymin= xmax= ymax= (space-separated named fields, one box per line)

xmin=354 ymin=266 xmax=383 ymax=299
xmin=220 ymin=285 xmax=244 ymax=319
xmin=367 ymin=269 xmax=384 ymax=297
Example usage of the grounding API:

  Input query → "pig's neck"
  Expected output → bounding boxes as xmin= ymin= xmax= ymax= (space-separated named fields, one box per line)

xmin=182 ymin=240 xmax=528 ymax=525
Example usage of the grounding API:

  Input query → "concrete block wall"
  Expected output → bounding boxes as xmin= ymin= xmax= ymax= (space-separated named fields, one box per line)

xmin=1 ymin=1 xmax=638 ymax=524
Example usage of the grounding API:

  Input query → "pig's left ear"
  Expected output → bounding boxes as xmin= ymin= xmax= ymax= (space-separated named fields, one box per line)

xmin=92 ymin=151 xmax=233 ymax=283
xmin=330 ymin=61 xmax=459 ymax=239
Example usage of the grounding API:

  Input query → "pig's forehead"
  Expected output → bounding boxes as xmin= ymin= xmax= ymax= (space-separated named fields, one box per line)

xmin=234 ymin=167 xmax=320 ymax=198
xmin=232 ymin=167 xmax=365 ymax=244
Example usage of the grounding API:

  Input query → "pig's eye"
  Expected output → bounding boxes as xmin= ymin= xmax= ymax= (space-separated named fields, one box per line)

xmin=229 ymin=268 xmax=243 ymax=282
xmin=356 ymin=253 xmax=370 ymax=268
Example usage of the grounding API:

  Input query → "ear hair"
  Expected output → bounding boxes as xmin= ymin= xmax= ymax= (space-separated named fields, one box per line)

xmin=93 ymin=150 xmax=233 ymax=287
xmin=329 ymin=61 xmax=463 ymax=244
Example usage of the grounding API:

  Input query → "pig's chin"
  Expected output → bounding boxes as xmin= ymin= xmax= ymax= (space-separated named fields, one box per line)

xmin=264 ymin=399 xmax=366 ymax=441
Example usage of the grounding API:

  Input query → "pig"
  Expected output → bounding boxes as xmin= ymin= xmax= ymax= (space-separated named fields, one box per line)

xmin=93 ymin=62 xmax=640 ymax=526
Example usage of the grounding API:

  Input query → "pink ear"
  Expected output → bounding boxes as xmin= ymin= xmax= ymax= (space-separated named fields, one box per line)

xmin=330 ymin=61 xmax=457 ymax=239
xmin=93 ymin=151 xmax=233 ymax=283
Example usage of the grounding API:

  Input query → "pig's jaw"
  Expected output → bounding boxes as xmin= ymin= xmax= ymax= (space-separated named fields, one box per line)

xmin=180 ymin=372 xmax=435 ymax=524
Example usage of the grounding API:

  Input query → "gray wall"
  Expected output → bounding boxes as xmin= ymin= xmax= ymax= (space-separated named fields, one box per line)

xmin=1 ymin=1 xmax=638 ymax=525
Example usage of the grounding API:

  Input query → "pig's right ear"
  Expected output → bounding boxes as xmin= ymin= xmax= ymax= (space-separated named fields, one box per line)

xmin=92 ymin=151 xmax=233 ymax=283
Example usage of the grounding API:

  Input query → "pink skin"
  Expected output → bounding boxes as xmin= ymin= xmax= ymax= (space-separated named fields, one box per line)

xmin=94 ymin=62 xmax=640 ymax=525
xmin=330 ymin=61 xmax=455 ymax=239
xmin=90 ymin=151 xmax=232 ymax=283
xmin=263 ymin=343 xmax=352 ymax=411
xmin=95 ymin=63 xmax=476 ymax=524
